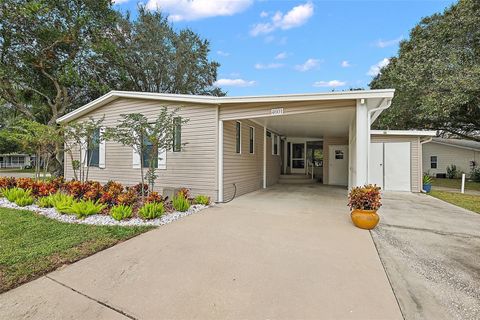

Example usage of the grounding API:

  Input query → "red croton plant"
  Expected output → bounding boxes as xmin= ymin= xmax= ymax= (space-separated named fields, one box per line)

xmin=347 ymin=184 xmax=382 ymax=211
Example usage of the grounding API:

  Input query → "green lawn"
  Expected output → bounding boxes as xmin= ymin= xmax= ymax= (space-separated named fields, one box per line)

xmin=429 ymin=190 xmax=480 ymax=214
xmin=431 ymin=178 xmax=480 ymax=191
xmin=0 ymin=207 xmax=152 ymax=293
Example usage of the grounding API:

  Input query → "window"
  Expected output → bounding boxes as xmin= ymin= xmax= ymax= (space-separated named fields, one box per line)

xmin=173 ymin=117 xmax=182 ymax=152
xmin=272 ymin=134 xmax=278 ymax=155
xmin=249 ymin=126 xmax=254 ymax=154
xmin=430 ymin=156 xmax=437 ymax=169
xmin=88 ymin=128 xmax=100 ymax=167
xmin=143 ymin=137 xmax=158 ymax=168
xmin=235 ymin=121 xmax=241 ymax=153
xmin=266 ymin=131 xmax=271 ymax=138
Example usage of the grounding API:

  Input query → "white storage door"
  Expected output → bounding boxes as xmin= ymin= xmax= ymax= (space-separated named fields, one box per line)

xmin=384 ymin=142 xmax=411 ymax=191
xmin=369 ymin=143 xmax=384 ymax=189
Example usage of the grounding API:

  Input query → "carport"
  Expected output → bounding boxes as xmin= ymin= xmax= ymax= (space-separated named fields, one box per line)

xmin=216 ymin=90 xmax=397 ymax=201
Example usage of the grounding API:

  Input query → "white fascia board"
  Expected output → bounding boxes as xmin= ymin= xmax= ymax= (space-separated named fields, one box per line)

xmin=429 ymin=140 xmax=480 ymax=152
xmin=57 ymin=89 xmax=395 ymax=124
xmin=371 ymin=130 xmax=437 ymax=137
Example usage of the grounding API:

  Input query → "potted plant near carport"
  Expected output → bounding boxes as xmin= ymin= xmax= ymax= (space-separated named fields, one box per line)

xmin=422 ymin=174 xmax=432 ymax=193
xmin=348 ymin=184 xmax=382 ymax=230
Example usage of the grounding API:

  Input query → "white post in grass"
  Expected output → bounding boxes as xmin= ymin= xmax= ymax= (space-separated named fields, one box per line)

xmin=461 ymin=173 xmax=466 ymax=194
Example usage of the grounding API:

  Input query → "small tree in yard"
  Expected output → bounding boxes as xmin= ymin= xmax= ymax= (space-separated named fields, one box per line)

xmin=106 ymin=107 xmax=188 ymax=200
xmin=63 ymin=117 xmax=104 ymax=182
xmin=10 ymin=120 xmax=61 ymax=180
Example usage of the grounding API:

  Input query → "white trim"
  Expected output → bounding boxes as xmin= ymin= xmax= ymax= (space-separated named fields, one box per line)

xmin=57 ymin=89 xmax=395 ymax=124
xmin=371 ymin=130 xmax=437 ymax=137
xmin=235 ymin=121 xmax=242 ymax=154
xmin=263 ymin=126 xmax=267 ymax=189
xmin=249 ymin=126 xmax=255 ymax=154
xmin=218 ymin=120 xmax=224 ymax=202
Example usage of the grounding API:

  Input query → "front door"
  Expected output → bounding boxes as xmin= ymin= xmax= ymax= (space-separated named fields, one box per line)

xmin=291 ymin=143 xmax=305 ymax=174
xmin=328 ymin=145 xmax=348 ymax=186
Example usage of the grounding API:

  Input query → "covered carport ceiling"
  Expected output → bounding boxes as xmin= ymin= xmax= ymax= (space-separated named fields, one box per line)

xmin=252 ymin=107 xmax=355 ymax=138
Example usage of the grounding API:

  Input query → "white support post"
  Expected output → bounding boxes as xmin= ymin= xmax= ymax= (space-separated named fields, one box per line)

xmin=263 ymin=126 xmax=267 ymax=188
xmin=355 ymin=99 xmax=369 ymax=186
xmin=461 ymin=173 xmax=466 ymax=194
xmin=218 ymin=120 xmax=224 ymax=202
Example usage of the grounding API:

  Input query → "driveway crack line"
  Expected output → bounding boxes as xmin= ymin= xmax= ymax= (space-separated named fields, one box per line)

xmin=379 ymin=223 xmax=480 ymax=239
xmin=45 ymin=275 xmax=137 ymax=320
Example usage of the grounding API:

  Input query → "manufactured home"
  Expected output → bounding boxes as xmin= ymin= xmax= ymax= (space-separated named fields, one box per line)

xmin=57 ymin=90 xmax=435 ymax=201
xmin=423 ymin=138 xmax=480 ymax=178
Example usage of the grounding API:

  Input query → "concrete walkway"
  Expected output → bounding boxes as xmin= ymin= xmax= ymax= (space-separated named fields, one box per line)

xmin=372 ymin=192 xmax=480 ymax=320
xmin=0 ymin=184 xmax=402 ymax=320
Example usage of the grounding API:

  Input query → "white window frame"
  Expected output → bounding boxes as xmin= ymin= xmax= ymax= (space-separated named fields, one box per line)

xmin=272 ymin=133 xmax=279 ymax=156
xmin=430 ymin=155 xmax=438 ymax=169
xmin=249 ymin=126 xmax=255 ymax=154
xmin=235 ymin=121 xmax=242 ymax=154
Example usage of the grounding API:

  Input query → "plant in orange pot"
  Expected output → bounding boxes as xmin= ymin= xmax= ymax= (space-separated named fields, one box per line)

xmin=348 ymin=184 xmax=382 ymax=230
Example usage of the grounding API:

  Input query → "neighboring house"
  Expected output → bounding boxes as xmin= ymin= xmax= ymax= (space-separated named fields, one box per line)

xmin=423 ymin=138 xmax=480 ymax=178
xmin=57 ymin=90 xmax=435 ymax=201
xmin=0 ymin=154 xmax=32 ymax=169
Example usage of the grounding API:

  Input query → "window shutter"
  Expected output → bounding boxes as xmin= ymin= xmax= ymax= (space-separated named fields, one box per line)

xmin=158 ymin=147 xmax=167 ymax=170
xmin=98 ymin=127 xmax=106 ymax=169
xmin=80 ymin=137 xmax=87 ymax=167
xmin=132 ymin=131 xmax=141 ymax=169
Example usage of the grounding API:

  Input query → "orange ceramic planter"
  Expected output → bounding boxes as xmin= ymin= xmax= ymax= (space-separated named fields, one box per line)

xmin=351 ymin=209 xmax=379 ymax=230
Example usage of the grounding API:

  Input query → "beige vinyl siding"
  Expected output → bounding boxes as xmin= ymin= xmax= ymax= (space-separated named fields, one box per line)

xmin=323 ymin=137 xmax=349 ymax=185
xmin=266 ymin=134 xmax=281 ymax=186
xmin=64 ymin=97 xmax=218 ymax=200
xmin=219 ymin=100 xmax=355 ymax=121
xmin=371 ymin=135 xmax=421 ymax=192
xmin=222 ymin=120 xmax=264 ymax=200
xmin=422 ymin=142 xmax=479 ymax=178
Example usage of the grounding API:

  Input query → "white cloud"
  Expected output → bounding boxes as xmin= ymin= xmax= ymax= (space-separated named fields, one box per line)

xmin=275 ymin=52 xmax=288 ymax=60
xmin=367 ymin=58 xmax=390 ymax=76
xmin=112 ymin=0 xmax=130 ymax=3
xmin=294 ymin=58 xmax=320 ymax=72
xmin=254 ymin=63 xmax=284 ymax=70
xmin=217 ymin=50 xmax=230 ymax=57
xmin=260 ymin=11 xmax=269 ymax=18
xmin=341 ymin=60 xmax=351 ymax=68
xmin=250 ymin=2 xmax=314 ymax=36
xmin=375 ymin=36 xmax=403 ymax=48
xmin=146 ymin=0 xmax=253 ymax=21
xmin=313 ymin=80 xmax=347 ymax=88
xmin=214 ymin=78 xmax=256 ymax=87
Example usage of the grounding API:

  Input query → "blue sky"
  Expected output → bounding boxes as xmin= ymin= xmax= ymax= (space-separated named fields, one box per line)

xmin=114 ymin=0 xmax=456 ymax=96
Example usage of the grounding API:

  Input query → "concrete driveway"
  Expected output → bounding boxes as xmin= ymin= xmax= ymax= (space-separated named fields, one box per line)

xmin=372 ymin=192 xmax=480 ymax=320
xmin=0 ymin=184 xmax=401 ymax=320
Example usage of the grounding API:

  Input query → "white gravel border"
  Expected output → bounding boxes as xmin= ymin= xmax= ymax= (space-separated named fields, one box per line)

xmin=0 ymin=197 xmax=210 ymax=227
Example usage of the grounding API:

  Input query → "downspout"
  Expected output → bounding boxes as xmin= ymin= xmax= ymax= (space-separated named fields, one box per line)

xmin=366 ymin=98 xmax=392 ymax=184
xmin=420 ymin=137 xmax=433 ymax=192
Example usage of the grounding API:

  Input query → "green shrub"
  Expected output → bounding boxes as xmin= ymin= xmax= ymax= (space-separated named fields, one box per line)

xmin=110 ymin=204 xmax=133 ymax=221
xmin=37 ymin=194 xmax=56 ymax=208
xmin=471 ymin=167 xmax=480 ymax=182
xmin=15 ymin=195 xmax=35 ymax=207
xmin=138 ymin=202 xmax=165 ymax=220
xmin=172 ymin=195 xmax=190 ymax=212
xmin=69 ymin=200 xmax=107 ymax=219
xmin=53 ymin=194 xmax=76 ymax=215
xmin=446 ymin=164 xmax=460 ymax=179
xmin=194 ymin=195 xmax=210 ymax=205
xmin=1 ymin=187 xmax=31 ymax=202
